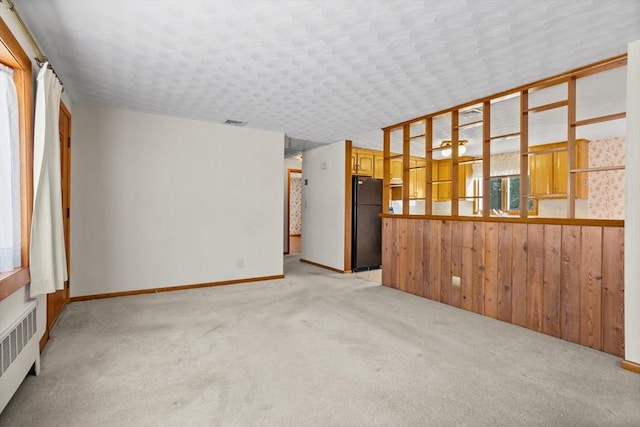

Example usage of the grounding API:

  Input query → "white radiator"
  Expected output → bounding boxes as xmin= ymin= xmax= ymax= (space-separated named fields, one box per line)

xmin=0 ymin=300 xmax=40 ymax=413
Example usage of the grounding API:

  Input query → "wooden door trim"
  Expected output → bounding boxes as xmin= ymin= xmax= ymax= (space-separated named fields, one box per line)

xmin=44 ymin=100 xmax=71 ymax=347
xmin=286 ymin=168 xmax=302 ymax=255
xmin=61 ymin=100 xmax=71 ymax=303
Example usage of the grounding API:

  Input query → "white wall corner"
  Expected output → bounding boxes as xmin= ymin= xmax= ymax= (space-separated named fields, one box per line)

xmin=624 ymin=40 xmax=640 ymax=365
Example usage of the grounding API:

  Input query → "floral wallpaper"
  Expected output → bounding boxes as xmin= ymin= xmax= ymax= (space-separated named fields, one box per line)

xmin=471 ymin=151 xmax=520 ymax=177
xmin=289 ymin=177 xmax=302 ymax=235
xmin=588 ymin=137 xmax=625 ymax=219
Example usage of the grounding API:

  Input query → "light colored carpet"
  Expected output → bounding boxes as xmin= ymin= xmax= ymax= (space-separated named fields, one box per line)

xmin=1 ymin=255 xmax=639 ymax=426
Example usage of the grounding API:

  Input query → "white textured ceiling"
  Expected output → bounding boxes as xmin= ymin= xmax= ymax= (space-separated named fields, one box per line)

xmin=14 ymin=0 xmax=640 ymax=153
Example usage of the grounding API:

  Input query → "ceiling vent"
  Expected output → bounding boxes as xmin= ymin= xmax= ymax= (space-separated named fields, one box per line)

xmin=223 ymin=119 xmax=247 ymax=126
xmin=460 ymin=107 xmax=483 ymax=117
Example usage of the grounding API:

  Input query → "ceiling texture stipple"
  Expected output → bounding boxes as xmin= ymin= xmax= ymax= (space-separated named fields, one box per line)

xmin=13 ymin=0 xmax=640 ymax=152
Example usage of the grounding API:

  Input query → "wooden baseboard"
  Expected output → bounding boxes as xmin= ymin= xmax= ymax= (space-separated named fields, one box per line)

xmin=69 ymin=274 xmax=284 ymax=302
xmin=39 ymin=329 xmax=49 ymax=352
xmin=300 ymin=258 xmax=345 ymax=273
xmin=621 ymin=359 xmax=640 ymax=374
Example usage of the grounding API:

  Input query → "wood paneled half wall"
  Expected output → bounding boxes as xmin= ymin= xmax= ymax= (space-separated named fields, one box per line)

xmin=381 ymin=216 xmax=624 ymax=357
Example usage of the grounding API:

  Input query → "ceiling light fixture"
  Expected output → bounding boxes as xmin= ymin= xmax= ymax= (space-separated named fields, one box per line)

xmin=440 ymin=140 xmax=468 ymax=158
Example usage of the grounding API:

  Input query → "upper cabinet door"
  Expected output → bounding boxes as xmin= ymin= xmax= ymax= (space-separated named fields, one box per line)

xmin=358 ymin=152 xmax=374 ymax=176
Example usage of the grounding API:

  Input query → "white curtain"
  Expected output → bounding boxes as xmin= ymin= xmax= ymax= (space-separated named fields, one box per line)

xmin=29 ymin=64 xmax=66 ymax=297
xmin=0 ymin=63 xmax=21 ymax=273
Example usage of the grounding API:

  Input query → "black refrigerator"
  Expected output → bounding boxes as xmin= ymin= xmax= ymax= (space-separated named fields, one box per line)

xmin=351 ymin=176 xmax=382 ymax=272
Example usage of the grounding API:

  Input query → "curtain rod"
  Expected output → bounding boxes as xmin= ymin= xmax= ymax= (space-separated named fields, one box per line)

xmin=1 ymin=0 xmax=64 ymax=88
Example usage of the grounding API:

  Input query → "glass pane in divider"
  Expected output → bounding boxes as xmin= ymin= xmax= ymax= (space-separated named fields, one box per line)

xmin=574 ymin=169 xmax=624 ymax=220
xmin=458 ymin=159 xmax=482 ymax=216
xmin=459 ymin=121 xmax=482 ymax=160
xmin=458 ymin=103 xmax=483 ymax=127
xmin=528 ymin=104 xmax=570 ymax=219
xmin=489 ymin=136 xmax=521 ymax=216
xmin=409 ymin=138 xmax=426 ymax=201
xmin=459 ymin=196 xmax=480 ymax=216
xmin=575 ymin=118 xmax=625 ymax=220
xmin=409 ymin=119 xmax=426 ymax=139
xmin=431 ymin=113 xmax=451 ymax=215
xmin=458 ymin=113 xmax=483 ymax=216
xmin=490 ymin=92 xmax=520 ymax=137
xmin=432 ymin=112 xmax=452 ymax=160
xmin=409 ymin=199 xmax=426 ymax=215
xmin=528 ymin=82 xmax=567 ymax=109
xmin=576 ymin=65 xmax=626 ymax=121
xmin=458 ymin=107 xmax=483 ymax=217
xmin=388 ymin=128 xmax=404 ymax=215
xmin=529 ymin=106 xmax=567 ymax=146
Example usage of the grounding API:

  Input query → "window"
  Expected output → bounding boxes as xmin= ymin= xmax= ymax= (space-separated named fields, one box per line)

xmin=0 ymin=18 xmax=34 ymax=299
xmin=0 ymin=63 xmax=20 ymax=273
xmin=489 ymin=176 xmax=536 ymax=215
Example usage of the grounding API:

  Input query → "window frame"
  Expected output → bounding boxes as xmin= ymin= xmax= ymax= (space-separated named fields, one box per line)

xmin=489 ymin=176 xmax=538 ymax=216
xmin=0 ymin=17 xmax=34 ymax=301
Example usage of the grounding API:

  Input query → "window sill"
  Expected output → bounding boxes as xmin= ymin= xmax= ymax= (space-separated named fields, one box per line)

xmin=0 ymin=267 xmax=30 ymax=302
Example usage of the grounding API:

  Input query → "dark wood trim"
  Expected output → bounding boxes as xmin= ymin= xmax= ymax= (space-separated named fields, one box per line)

xmin=378 ymin=213 xmax=623 ymax=228
xmin=300 ymin=258 xmax=346 ymax=273
xmin=382 ymin=54 xmax=627 ymax=131
xmin=69 ymin=274 xmax=284 ymax=302
xmin=344 ymin=140 xmax=353 ymax=272
xmin=289 ymin=234 xmax=302 ymax=237
xmin=0 ymin=267 xmax=30 ymax=301
xmin=61 ymin=100 xmax=71 ymax=304
xmin=621 ymin=359 xmax=640 ymax=374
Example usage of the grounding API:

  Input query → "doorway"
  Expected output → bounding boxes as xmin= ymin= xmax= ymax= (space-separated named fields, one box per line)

xmin=287 ymin=169 xmax=302 ymax=254
xmin=45 ymin=101 xmax=71 ymax=343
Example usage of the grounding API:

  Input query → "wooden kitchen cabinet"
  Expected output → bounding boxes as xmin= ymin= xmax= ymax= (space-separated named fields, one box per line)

xmin=374 ymin=155 xmax=384 ymax=179
xmin=409 ymin=159 xmax=426 ymax=199
xmin=352 ymin=148 xmax=375 ymax=176
xmin=436 ymin=160 xmax=452 ymax=201
xmin=390 ymin=158 xmax=403 ymax=181
xmin=529 ymin=140 xmax=588 ymax=198
xmin=431 ymin=159 xmax=473 ymax=201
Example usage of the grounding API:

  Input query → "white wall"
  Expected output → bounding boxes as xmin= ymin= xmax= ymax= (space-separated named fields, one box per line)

xmin=283 ymin=158 xmax=302 ymax=253
xmin=71 ymin=105 xmax=284 ymax=297
xmin=0 ymin=7 xmax=73 ymax=345
xmin=301 ymin=141 xmax=345 ymax=271
xmin=624 ymin=40 xmax=640 ymax=365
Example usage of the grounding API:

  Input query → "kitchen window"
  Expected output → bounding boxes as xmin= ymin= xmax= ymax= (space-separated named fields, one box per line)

xmin=489 ymin=176 xmax=536 ymax=216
